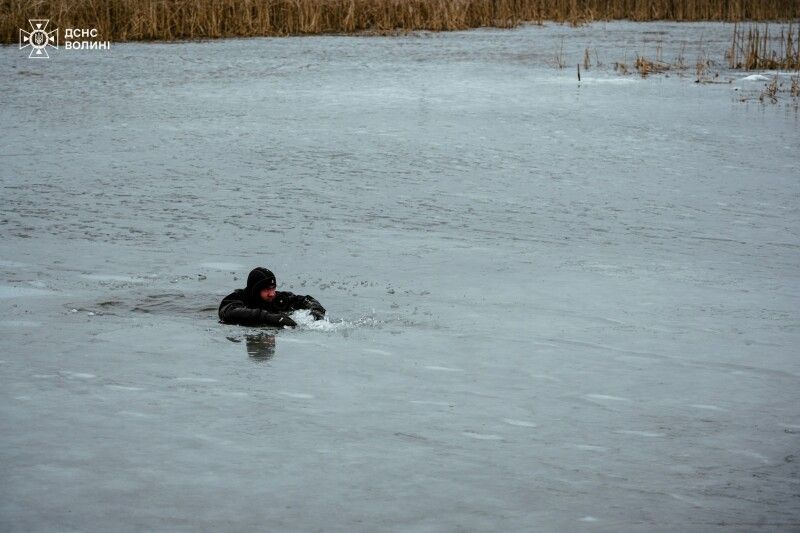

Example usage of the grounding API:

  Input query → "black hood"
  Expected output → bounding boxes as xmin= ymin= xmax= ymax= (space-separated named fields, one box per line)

xmin=246 ymin=267 xmax=276 ymax=301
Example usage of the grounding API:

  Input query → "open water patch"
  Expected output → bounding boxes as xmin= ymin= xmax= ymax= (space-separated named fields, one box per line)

xmin=65 ymin=291 xmax=219 ymax=318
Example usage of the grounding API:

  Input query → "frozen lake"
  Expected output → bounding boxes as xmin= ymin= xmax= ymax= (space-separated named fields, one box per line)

xmin=1 ymin=22 xmax=799 ymax=531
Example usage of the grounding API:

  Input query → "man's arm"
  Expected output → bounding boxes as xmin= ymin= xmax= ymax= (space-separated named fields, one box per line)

xmin=219 ymin=294 xmax=296 ymax=328
xmin=283 ymin=293 xmax=326 ymax=319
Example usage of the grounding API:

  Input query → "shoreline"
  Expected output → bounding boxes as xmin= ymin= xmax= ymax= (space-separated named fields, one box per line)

xmin=3 ymin=0 xmax=799 ymax=44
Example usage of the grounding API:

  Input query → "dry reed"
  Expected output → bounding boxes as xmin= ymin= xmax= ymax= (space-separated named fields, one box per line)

xmin=2 ymin=0 xmax=800 ymax=44
xmin=759 ymin=76 xmax=779 ymax=102
xmin=728 ymin=23 xmax=800 ymax=70
xmin=634 ymin=55 xmax=670 ymax=77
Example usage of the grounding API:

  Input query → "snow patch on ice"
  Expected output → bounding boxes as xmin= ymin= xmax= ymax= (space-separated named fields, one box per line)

xmin=363 ymin=348 xmax=392 ymax=356
xmin=174 ymin=377 xmax=218 ymax=383
xmin=614 ymin=430 xmax=664 ymax=437
xmin=63 ymin=372 xmax=96 ymax=379
xmin=80 ymin=273 xmax=149 ymax=283
xmin=669 ymin=493 xmax=706 ymax=508
xmin=424 ymin=365 xmax=464 ymax=372
xmin=105 ymin=385 xmax=144 ymax=391
xmin=410 ymin=400 xmax=451 ymax=406
xmin=117 ymin=411 xmax=152 ymax=418
xmin=741 ymin=74 xmax=770 ymax=81
xmin=530 ymin=374 xmax=561 ymax=382
xmin=463 ymin=431 xmax=503 ymax=441
xmin=585 ymin=394 xmax=630 ymax=402
xmin=579 ymin=516 xmax=599 ymax=522
xmin=571 ymin=444 xmax=608 ymax=452
xmin=689 ymin=404 xmax=726 ymax=411
xmin=581 ymin=77 xmax=638 ymax=85
xmin=731 ymin=450 xmax=771 ymax=464
xmin=200 ymin=262 xmax=244 ymax=270
xmin=502 ymin=418 xmax=537 ymax=428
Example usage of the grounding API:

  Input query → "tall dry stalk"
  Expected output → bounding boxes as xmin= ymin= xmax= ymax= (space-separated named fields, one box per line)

xmin=728 ymin=23 xmax=800 ymax=70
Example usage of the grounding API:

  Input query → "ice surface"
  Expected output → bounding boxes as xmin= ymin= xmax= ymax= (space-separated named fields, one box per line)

xmin=1 ymin=21 xmax=799 ymax=531
xmin=0 ymin=286 xmax=54 ymax=298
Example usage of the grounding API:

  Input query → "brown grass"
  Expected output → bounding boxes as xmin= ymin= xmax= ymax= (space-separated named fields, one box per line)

xmin=2 ymin=0 xmax=800 ymax=44
xmin=759 ymin=75 xmax=779 ymax=102
xmin=634 ymin=55 xmax=670 ymax=77
xmin=728 ymin=23 xmax=800 ymax=70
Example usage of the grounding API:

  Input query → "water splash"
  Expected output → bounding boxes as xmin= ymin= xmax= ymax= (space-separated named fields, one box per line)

xmin=289 ymin=309 xmax=383 ymax=332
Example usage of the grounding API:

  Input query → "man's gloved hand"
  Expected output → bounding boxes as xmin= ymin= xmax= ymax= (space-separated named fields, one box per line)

xmin=277 ymin=314 xmax=297 ymax=328
xmin=262 ymin=311 xmax=296 ymax=329
xmin=310 ymin=308 xmax=325 ymax=321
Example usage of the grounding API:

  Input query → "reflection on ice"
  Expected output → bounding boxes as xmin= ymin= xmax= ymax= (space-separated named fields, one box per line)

xmin=245 ymin=333 xmax=276 ymax=360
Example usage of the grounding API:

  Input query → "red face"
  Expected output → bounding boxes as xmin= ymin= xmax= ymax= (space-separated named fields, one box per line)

xmin=260 ymin=287 xmax=276 ymax=301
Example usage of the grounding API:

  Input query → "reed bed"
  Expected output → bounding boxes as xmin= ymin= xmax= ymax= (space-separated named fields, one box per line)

xmin=728 ymin=23 xmax=800 ymax=70
xmin=2 ymin=0 xmax=800 ymax=43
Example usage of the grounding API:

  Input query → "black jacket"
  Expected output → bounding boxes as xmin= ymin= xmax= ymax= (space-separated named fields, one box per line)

xmin=218 ymin=268 xmax=325 ymax=327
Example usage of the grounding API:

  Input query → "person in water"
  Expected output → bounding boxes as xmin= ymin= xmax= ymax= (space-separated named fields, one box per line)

xmin=218 ymin=267 xmax=325 ymax=328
